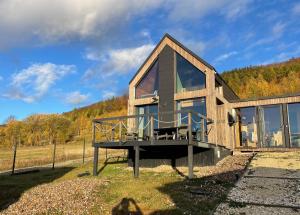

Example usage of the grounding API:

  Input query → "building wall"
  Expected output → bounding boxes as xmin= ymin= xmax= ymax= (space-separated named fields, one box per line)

xmin=128 ymin=37 xmax=233 ymax=149
xmin=127 ymin=35 xmax=300 ymax=151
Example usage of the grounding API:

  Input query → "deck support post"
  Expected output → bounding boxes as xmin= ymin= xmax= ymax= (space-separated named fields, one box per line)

xmin=134 ymin=146 xmax=140 ymax=178
xmin=92 ymin=121 xmax=99 ymax=176
xmin=150 ymin=115 xmax=154 ymax=145
xmin=93 ymin=146 xmax=99 ymax=176
xmin=188 ymin=112 xmax=194 ymax=179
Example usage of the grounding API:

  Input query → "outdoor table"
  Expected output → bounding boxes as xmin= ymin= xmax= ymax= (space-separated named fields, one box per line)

xmin=154 ymin=125 xmax=188 ymax=140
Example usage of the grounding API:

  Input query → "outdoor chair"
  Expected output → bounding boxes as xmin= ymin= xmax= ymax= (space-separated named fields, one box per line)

xmin=178 ymin=127 xmax=188 ymax=140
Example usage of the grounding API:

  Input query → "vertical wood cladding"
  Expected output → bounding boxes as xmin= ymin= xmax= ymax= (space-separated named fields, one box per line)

xmin=158 ymin=45 xmax=175 ymax=127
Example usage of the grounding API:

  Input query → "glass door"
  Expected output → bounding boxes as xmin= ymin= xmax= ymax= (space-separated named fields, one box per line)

xmin=259 ymin=105 xmax=284 ymax=147
xmin=238 ymin=107 xmax=258 ymax=147
xmin=136 ymin=105 xmax=158 ymax=139
xmin=287 ymin=103 xmax=300 ymax=147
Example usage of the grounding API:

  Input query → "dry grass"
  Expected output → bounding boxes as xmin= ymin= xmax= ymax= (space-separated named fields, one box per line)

xmin=0 ymin=142 xmax=125 ymax=171
xmin=250 ymin=151 xmax=300 ymax=170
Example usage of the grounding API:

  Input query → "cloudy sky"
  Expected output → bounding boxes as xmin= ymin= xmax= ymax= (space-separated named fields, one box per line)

xmin=0 ymin=0 xmax=300 ymax=122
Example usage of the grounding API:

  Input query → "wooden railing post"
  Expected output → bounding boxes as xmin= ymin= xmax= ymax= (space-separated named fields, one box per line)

xmin=201 ymin=118 xmax=205 ymax=142
xmin=119 ymin=120 xmax=122 ymax=143
xmin=111 ymin=128 xmax=115 ymax=142
xmin=188 ymin=112 xmax=194 ymax=179
xmin=150 ymin=115 xmax=154 ymax=145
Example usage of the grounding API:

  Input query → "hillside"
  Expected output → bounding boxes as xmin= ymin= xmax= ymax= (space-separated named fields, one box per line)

xmin=221 ymin=57 xmax=300 ymax=99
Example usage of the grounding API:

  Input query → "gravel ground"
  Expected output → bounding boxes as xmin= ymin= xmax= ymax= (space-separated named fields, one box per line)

xmin=216 ymin=203 xmax=300 ymax=215
xmin=138 ymin=154 xmax=253 ymax=180
xmin=215 ymin=152 xmax=300 ymax=215
xmin=228 ymin=177 xmax=300 ymax=207
xmin=1 ymin=178 xmax=106 ymax=215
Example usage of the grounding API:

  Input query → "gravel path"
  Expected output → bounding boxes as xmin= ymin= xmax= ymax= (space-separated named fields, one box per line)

xmin=215 ymin=152 xmax=300 ymax=215
xmin=1 ymin=178 xmax=106 ymax=215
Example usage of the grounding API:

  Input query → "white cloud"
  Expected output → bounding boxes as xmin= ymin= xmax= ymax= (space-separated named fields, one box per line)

xmin=168 ymin=0 xmax=251 ymax=21
xmin=214 ymin=51 xmax=238 ymax=63
xmin=246 ymin=21 xmax=288 ymax=50
xmin=83 ymin=43 xmax=155 ymax=79
xmin=102 ymin=90 xmax=116 ymax=99
xmin=84 ymin=49 xmax=102 ymax=61
xmin=0 ymin=0 xmax=164 ymax=49
xmin=65 ymin=91 xmax=89 ymax=105
xmin=105 ymin=44 xmax=155 ymax=74
xmin=5 ymin=63 xmax=76 ymax=103
xmin=272 ymin=21 xmax=286 ymax=36
xmin=292 ymin=3 xmax=300 ymax=15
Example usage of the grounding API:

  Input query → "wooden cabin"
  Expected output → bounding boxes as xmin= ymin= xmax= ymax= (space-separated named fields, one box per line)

xmin=92 ymin=34 xmax=300 ymax=178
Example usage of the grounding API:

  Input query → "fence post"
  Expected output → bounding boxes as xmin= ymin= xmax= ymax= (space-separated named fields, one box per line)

xmin=83 ymin=137 xmax=86 ymax=164
xmin=52 ymin=138 xmax=56 ymax=169
xmin=11 ymin=136 xmax=18 ymax=175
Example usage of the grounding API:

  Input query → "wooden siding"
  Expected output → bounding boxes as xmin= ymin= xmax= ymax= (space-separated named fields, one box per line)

xmin=229 ymin=96 xmax=300 ymax=109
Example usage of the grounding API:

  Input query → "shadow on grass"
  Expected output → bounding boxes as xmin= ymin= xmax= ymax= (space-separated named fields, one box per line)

xmin=0 ymin=167 xmax=74 ymax=211
xmin=111 ymin=169 xmax=245 ymax=215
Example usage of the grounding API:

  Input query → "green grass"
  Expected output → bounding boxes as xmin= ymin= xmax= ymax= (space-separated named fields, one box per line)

xmin=0 ymin=157 xmax=238 ymax=215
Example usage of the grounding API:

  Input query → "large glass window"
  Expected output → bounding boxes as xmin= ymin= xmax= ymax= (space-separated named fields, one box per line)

xmin=177 ymin=98 xmax=206 ymax=141
xmin=238 ymin=107 xmax=258 ymax=147
xmin=136 ymin=105 xmax=158 ymax=139
xmin=135 ymin=60 xmax=159 ymax=99
xmin=288 ymin=103 xmax=300 ymax=147
xmin=176 ymin=53 xmax=206 ymax=93
xmin=259 ymin=105 xmax=284 ymax=147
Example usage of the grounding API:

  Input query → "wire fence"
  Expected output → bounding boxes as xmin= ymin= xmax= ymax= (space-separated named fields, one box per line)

xmin=0 ymin=135 xmax=125 ymax=174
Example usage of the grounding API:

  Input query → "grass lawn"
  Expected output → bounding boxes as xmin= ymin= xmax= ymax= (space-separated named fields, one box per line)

xmin=0 ymin=154 xmax=251 ymax=215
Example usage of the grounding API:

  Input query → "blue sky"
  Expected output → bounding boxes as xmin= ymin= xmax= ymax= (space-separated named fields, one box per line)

xmin=0 ymin=0 xmax=300 ymax=123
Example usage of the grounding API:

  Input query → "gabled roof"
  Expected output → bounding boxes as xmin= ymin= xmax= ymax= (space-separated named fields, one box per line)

xmin=129 ymin=33 xmax=216 ymax=84
xmin=129 ymin=33 xmax=239 ymax=99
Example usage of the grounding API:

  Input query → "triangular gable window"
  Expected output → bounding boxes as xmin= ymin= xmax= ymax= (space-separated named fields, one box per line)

xmin=135 ymin=60 xmax=159 ymax=99
xmin=176 ymin=53 xmax=206 ymax=93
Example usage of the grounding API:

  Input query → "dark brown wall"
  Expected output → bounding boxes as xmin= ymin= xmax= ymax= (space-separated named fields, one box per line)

xmin=158 ymin=45 xmax=175 ymax=127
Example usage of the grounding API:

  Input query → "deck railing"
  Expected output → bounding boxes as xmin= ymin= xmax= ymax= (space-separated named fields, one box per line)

xmin=92 ymin=110 xmax=213 ymax=145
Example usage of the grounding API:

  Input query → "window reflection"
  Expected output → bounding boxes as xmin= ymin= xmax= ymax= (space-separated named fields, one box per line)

xmin=135 ymin=60 xmax=159 ymax=99
xmin=177 ymin=98 xmax=207 ymax=141
xmin=259 ymin=105 xmax=284 ymax=147
xmin=288 ymin=103 xmax=300 ymax=147
xmin=176 ymin=53 xmax=206 ymax=93
xmin=238 ymin=107 xmax=258 ymax=147
xmin=136 ymin=105 xmax=158 ymax=139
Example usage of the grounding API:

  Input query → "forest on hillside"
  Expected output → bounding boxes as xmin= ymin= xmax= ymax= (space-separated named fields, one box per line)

xmin=221 ymin=57 xmax=300 ymax=99
xmin=1 ymin=58 xmax=300 ymax=147
xmin=0 ymin=96 xmax=127 ymax=147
